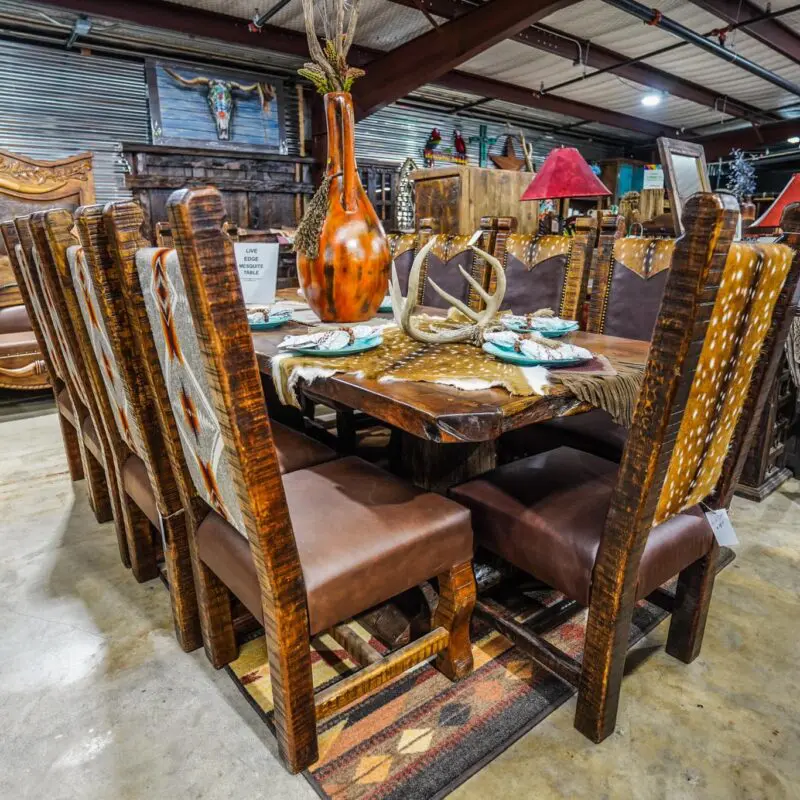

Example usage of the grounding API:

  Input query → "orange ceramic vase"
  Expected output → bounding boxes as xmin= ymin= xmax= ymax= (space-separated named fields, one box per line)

xmin=297 ymin=92 xmax=390 ymax=322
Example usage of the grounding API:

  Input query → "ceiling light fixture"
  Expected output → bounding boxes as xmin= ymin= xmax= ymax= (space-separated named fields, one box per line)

xmin=641 ymin=93 xmax=662 ymax=107
xmin=788 ymin=136 xmax=800 ymax=144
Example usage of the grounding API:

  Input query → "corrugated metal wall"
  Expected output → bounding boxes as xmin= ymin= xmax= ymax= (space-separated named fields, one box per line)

xmin=355 ymin=103 xmax=620 ymax=167
xmin=0 ymin=39 xmax=149 ymax=202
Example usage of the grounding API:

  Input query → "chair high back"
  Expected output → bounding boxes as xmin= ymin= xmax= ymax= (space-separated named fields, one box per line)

xmin=579 ymin=193 xmax=800 ymax=739
xmin=588 ymin=235 xmax=677 ymax=340
xmin=417 ymin=219 xmax=497 ymax=309
xmin=387 ymin=230 xmax=424 ymax=297
xmin=491 ymin=219 xmax=592 ymax=320
xmin=0 ymin=222 xmax=60 ymax=387
xmin=163 ymin=185 xmax=317 ymax=765
xmin=30 ymin=208 xmax=155 ymax=580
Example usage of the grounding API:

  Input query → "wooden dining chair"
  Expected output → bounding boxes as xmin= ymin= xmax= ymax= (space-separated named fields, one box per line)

xmin=6 ymin=216 xmax=124 ymax=543
xmin=452 ymin=193 xmax=800 ymax=744
xmin=30 ymin=207 xmax=161 ymax=586
xmin=0 ymin=221 xmax=85 ymax=482
xmin=387 ymin=225 xmax=433 ymax=298
xmin=141 ymin=185 xmax=476 ymax=772
xmin=486 ymin=218 xmax=593 ymax=319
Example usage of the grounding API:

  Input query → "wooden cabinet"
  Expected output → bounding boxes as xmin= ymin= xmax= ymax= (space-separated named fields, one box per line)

xmin=411 ymin=166 xmax=538 ymax=234
xmin=736 ymin=305 xmax=800 ymax=500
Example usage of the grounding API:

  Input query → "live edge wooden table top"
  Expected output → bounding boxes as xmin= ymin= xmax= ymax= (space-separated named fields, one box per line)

xmin=252 ymin=291 xmax=649 ymax=464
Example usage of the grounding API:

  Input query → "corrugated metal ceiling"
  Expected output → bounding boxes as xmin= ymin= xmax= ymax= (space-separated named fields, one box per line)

xmin=10 ymin=0 xmax=800 ymax=146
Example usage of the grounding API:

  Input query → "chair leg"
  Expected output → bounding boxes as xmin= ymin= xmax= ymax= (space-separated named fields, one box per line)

xmin=57 ymin=411 xmax=84 ymax=482
xmin=105 ymin=464 xmax=131 ymax=569
xmin=83 ymin=446 xmax=113 ymax=524
xmin=574 ymin=593 xmax=637 ymax=743
xmin=265 ymin=608 xmax=318 ymax=773
xmin=666 ymin=541 xmax=719 ymax=664
xmin=336 ymin=411 xmax=357 ymax=454
xmin=434 ymin=561 xmax=476 ymax=681
xmin=121 ymin=493 xmax=159 ymax=583
xmin=161 ymin=511 xmax=202 ymax=653
xmin=193 ymin=558 xmax=238 ymax=668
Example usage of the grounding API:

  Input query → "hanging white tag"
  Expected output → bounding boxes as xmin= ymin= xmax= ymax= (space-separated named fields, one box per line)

xmin=704 ymin=508 xmax=739 ymax=546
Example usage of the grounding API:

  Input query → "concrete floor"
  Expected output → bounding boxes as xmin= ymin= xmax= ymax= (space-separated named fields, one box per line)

xmin=1 ymin=409 xmax=798 ymax=800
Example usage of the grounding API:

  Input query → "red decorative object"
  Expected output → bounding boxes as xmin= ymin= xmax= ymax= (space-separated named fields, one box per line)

xmin=751 ymin=173 xmax=800 ymax=229
xmin=521 ymin=147 xmax=611 ymax=201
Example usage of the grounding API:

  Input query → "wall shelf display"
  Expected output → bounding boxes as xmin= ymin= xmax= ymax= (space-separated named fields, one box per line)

xmin=147 ymin=59 xmax=287 ymax=153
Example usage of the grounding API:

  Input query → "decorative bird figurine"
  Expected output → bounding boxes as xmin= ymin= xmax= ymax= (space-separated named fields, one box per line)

xmin=425 ymin=128 xmax=442 ymax=150
xmin=453 ymin=128 xmax=467 ymax=157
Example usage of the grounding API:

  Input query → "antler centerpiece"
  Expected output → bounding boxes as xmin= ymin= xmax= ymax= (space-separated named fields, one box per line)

xmin=390 ymin=238 xmax=507 ymax=346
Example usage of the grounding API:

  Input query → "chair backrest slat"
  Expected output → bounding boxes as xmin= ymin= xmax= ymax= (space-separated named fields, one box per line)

xmin=74 ymin=204 xmax=183 ymax=517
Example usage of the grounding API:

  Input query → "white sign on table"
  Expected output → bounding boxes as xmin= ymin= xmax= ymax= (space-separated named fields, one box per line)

xmin=234 ymin=242 xmax=279 ymax=305
xmin=642 ymin=165 xmax=664 ymax=190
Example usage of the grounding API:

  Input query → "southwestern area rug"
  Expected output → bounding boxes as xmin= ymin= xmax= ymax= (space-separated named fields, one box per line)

xmin=227 ymin=583 xmax=672 ymax=800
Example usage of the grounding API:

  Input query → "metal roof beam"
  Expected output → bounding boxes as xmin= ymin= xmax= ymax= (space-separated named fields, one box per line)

xmin=688 ymin=0 xmax=800 ymax=66
xmin=601 ymin=0 xmax=800 ymax=98
xmin=436 ymin=71 xmax=682 ymax=137
xmin=352 ymin=0 xmax=580 ymax=118
xmin=698 ymin=119 xmax=800 ymax=159
xmin=387 ymin=0 xmax=771 ymax=121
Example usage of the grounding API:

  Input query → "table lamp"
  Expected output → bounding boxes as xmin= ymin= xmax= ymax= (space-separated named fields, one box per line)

xmin=521 ymin=147 xmax=611 ymax=233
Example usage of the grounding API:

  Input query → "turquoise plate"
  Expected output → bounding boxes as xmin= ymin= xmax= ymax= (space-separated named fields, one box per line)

xmin=482 ymin=341 xmax=590 ymax=368
xmin=378 ymin=297 xmax=393 ymax=312
xmin=283 ymin=334 xmax=383 ymax=357
xmin=502 ymin=319 xmax=579 ymax=338
xmin=250 ymin=317 xmax=290 ymax=331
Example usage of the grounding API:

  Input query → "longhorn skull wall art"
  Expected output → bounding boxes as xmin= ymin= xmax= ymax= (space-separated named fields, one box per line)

xmin=164 ymin=68 xmax=276 ymax=141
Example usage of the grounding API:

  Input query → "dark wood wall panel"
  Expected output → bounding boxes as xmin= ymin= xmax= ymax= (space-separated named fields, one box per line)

xmin=121 ymin=143 xmax=314 ymax=240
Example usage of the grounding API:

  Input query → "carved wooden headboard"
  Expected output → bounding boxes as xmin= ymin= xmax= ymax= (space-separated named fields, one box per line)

xmin=0 ymin=149 xmax=95 ymax=308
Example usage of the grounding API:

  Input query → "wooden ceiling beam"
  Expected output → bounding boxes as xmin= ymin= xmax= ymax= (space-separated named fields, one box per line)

xmin=688 ymin=0 xmax=800 ymax=66
xmin=352 ymin=0 xmax=581 ymax=117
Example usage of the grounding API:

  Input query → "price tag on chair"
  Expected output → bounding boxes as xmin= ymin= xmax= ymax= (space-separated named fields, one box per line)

xmin=704 ymin=508 xmax=739 ymax=546
xmin=234 ymin=242 xmax=278 ymax=305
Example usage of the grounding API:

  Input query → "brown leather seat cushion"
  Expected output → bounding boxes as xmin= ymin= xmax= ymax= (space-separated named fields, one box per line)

xmin=270 ymin=420 xmax=337 ymax=474
xmin=502 ymin=409 xmax=628 ymax=464
xmin=0 ymin=304 xmax=32 ymax=335
xmin=122 ymin=453 xmax=160 ymax=527
xmin=195 ymin=456 xmax=473 ymax=635
xmin=450 ymin=447 xmax=714 ymax=606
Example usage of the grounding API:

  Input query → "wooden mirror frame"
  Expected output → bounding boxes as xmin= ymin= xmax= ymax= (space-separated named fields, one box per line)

xmin=657 ymin=137 xmax=711 ymax=235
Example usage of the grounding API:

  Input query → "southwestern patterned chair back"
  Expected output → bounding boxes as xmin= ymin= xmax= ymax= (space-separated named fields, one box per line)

xmin=15 ymin=213 xmax=125 ymax=552
xmin=1 ymin=220 xmax=84 ymax=484
xmin=69 ymin=204 xmax=202 ymax=652
xmin=386 ymin=230 xmax=425 ymax=297
xmin=580 ymin=194 xmax=799 ymax=738
xmin=489 ymin=217 xmax=592 ymax=320
xmin=161 ymin=185 xmax=476 ymax=773
xmin=31 ymin=207 xmax=157 ymax=584
xmin=588 ymin=235 xmax=677 ymax=340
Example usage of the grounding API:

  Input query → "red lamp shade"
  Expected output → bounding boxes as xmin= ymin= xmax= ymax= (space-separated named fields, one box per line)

xmin=521 ymin=147 xmax=611 ymax=200
xmin=752 ymin=173 xmax=800 ymax=229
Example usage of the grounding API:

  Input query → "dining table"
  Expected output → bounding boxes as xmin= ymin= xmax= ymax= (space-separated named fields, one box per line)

xmin=252 ymin=289 xmax=651 ymax=492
